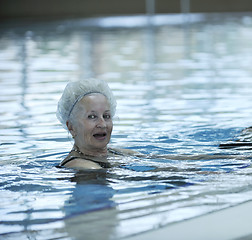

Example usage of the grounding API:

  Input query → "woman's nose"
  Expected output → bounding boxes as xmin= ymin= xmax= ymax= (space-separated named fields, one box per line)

xmin=96 ymin=117 xmax=106 ymax=128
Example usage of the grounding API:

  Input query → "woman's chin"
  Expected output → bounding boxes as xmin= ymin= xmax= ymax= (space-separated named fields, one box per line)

xmin=92 ymin=139 xmax=110 ymax=150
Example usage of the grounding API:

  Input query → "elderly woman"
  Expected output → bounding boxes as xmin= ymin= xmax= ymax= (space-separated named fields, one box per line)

xmin=57 ymin=79 xmax=252 ymax=170
xmin=57 ymin=78 xmax=134 ymax=170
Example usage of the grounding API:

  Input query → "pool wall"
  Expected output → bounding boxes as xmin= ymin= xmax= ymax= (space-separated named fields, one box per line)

xmin=0 ymin=0 xmax=252 ymax=21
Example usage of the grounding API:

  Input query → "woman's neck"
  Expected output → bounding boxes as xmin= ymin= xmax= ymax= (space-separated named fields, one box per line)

xmin=73 ymin=144 xmax=108 ymax=158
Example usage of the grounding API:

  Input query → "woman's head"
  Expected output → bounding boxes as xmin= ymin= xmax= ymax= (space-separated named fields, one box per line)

xmin=68 ymin=93 xmax=113 ymax=154
xmin=57 ymin=79 xmax=116 ymax=154
xmin=57 ymin=78 xmax=117 ymax=129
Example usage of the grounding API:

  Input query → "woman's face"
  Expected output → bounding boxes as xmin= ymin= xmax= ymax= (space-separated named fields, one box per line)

xmin=68 ymin=93 xmax=113 ymax=155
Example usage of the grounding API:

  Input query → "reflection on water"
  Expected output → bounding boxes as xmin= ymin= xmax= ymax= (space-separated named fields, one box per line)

xmin=0 ymin=12 xmax=252 ymax=239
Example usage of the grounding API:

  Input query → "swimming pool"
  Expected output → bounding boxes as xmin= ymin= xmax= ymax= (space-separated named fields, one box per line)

xmin=1 ymin=12 xmax=252 ymax=239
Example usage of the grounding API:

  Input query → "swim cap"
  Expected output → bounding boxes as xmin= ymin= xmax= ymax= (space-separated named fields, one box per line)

xmin=56 ymin=78 xmax=117 ymax=129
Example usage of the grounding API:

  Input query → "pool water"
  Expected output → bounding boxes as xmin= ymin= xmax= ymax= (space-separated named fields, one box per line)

xmin=1 ymin=12 xmax=252 ymax=240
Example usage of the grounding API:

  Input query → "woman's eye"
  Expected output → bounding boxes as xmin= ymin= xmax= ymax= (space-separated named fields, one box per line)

xmin=104 ymin=114 xmax=111 ymax=119
xmin=88 ymin=115 xmax=96 ymax=119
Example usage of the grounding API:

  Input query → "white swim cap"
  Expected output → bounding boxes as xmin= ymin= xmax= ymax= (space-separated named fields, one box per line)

xmin=56 ymin=78 xmax=117 ymax=129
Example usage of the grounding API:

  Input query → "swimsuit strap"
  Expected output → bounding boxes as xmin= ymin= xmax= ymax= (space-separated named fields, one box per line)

xmin=58 ymin=151 xmax=111 ymax=168
xmin=58 ymin=156 xmax=79 ymax=167
xmin=108 ymin=148 xmax=124 ymax=156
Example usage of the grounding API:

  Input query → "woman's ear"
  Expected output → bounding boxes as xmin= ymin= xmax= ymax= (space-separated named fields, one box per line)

xmin=66 ymin=120 xmax=76 ymax=138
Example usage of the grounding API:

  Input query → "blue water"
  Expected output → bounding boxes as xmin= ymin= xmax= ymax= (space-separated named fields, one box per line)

xmin=1 ymin=12 xmax=252 ymax=240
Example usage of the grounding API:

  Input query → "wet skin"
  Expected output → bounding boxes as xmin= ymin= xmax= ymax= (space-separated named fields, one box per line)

xmin=66 ymin=93 xmax=113 ymax=169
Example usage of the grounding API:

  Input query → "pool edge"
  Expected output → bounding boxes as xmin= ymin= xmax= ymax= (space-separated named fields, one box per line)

xmin=125 ymin=200 xmax=252 ymax=240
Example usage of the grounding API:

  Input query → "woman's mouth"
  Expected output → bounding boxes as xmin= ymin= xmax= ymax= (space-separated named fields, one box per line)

xmin=93 ymin=133 xmax=107 ymax=140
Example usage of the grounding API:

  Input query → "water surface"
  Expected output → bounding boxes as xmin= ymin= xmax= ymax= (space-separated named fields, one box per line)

xmin=1 ymin=12 xmax=252 ymax=239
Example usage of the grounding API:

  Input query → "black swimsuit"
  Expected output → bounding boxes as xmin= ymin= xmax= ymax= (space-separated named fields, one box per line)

xmin=58 ymin=148 xmax=123 ymax=169
xmin=59 ymin=156 xmax=111 ymax=168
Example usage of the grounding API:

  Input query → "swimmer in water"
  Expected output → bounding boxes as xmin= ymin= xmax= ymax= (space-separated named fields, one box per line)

xmin=57 ymin=79 xmax=252 ymax=170
xmin=56 ymin=78 xmax=137 ymax=170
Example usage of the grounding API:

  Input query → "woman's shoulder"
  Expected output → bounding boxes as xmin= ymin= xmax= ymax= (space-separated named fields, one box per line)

xmin=59 ymin=150 xmax=102 ymax=170
xmin=63 ymin=158 xmax=102 ymax=170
